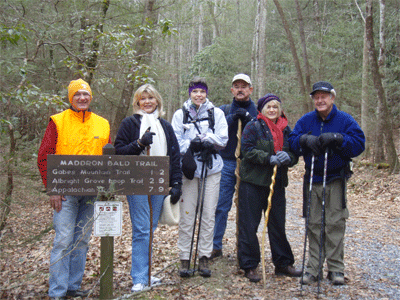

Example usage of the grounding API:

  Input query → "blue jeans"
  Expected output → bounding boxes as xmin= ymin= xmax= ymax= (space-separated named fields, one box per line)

xmin=213 ymin=159 xmax=236 ymax=251
xmin=127 ymin=194 xmax=164 ymax=285
xmin=49 ymin=195 xmax=95 ymax=297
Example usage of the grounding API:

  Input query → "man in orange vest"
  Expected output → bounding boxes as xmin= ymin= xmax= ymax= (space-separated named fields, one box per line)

xmin=38 ymin=79 xmax=110 ymax=300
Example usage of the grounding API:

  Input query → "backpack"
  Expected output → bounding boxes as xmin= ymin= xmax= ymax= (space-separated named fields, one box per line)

xmin=221 ymin=104 xmax=231 ymax=116
xmin=182 ymin=106 xmax=215 ymax=133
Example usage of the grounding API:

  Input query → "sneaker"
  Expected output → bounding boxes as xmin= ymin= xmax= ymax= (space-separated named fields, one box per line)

xmin=179 ymin=260 xmax=191 ymax=278
xmin=66 ymin=289 xmax=90 ymax=297
xmin=244 ymin=268 xmax=261 ymax=283
xmin=300 ymin=272 xmax=317 ymax=285
xmin=327 ymin=271 xmax=345 ymax=285
xmin=198 ymin=256 xmax=211 ymax=277
xmin=210 ymin=249 xmax=223 ymax=260
xmin=131 ymin=283 xmax=147 ymax=292
xmin=275 ymin=265 xmax=302 ymax=277
xmin=151 ymin=276 xmax=162 ymax=286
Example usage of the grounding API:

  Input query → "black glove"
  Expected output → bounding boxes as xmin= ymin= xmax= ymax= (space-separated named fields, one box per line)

xmin=269 ymin=155 xmax=281 ymax=167
xmin=202 ymin=141 xmax=215 ymax=151
xmin=139 ymin=131 xmax=156 ymax=146
xmin=276 ymin=151 xmax=291 ymax=166
xmin=299 ymin=134 xmax=321 ymax=156
xmin=198 ymin=141 xmax=215 ymax=169
xmin=233 ymin=108 xmax=252 ymax=124
xmin=169 ymin=183 xmax=182 ymax=204
xmin=319 ymin=132 xmax=343 ymax=150
xmin=190 ymin=136 xmax=203 ymax=153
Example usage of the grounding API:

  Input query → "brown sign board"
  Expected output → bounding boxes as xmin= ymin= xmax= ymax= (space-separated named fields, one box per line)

xmin=47 ymin=155 xmax=169 ymax=196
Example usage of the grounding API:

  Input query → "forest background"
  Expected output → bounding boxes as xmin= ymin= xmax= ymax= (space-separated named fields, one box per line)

xmin=0 ymin=0 xmax=399 ymax=298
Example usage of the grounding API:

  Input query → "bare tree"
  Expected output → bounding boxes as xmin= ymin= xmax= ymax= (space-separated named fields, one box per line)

xmin=294 ymin=0 xmax=312 ymax=95
xmin=110 ymin=0 xmax=158 ymax=139
xmin=365 ymin=0 xmax=399 ymax=173
xmin=251 ymin=0 xmax=267 ymax=99
xmin=355 ymin=0 xmax=371 ymax=157
xmin=271 ymin=0 xmax=310 ymax=113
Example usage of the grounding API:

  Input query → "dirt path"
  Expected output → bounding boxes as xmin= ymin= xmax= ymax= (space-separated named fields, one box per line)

xmin=1 ymin=162 xmax=399 ymax=299
xmin=108 ymin=162 xmax=400 ymax=299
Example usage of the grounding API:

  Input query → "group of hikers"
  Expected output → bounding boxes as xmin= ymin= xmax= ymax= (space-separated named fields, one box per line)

xmin=37 ymin=74 xmax=365 ymax=299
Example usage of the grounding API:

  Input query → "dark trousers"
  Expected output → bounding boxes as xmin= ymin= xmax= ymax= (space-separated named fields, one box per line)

xmin=238 ymin=180 xmax=295 ymax=270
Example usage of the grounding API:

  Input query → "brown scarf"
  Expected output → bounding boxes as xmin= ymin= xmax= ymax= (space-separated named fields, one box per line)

xmin=257 ymin=112 xmax=288 ymax=154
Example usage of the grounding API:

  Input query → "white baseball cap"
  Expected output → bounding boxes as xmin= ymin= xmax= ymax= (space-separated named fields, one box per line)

xmin=232 ymin=73 xmax=252 ymax=85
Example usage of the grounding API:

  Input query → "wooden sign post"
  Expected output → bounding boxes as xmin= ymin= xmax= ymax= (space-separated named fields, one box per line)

xmin=46 ymin=144 xmax=169 ymax=299
xmin=100 ymin=144 xmax=115 ymax=300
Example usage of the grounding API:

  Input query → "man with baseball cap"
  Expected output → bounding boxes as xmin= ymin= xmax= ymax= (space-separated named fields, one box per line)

xmin=38 ymin=78 xmax=110 ymax=299
xmin=211 ymin=74 xmax=258 ymax=259
xmin=289 ymin=81 xmax=365 ymax=285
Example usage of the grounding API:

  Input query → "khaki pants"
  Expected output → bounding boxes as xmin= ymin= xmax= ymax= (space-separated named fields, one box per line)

xmin=178 ymin=172 xmax=221 ymax=260
xmin=306 ymin=179 xmax=349 ymax=276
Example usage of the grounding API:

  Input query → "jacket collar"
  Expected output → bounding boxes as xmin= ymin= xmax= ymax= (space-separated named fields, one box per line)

xmin=316 ymin=104 xmax=337 ymax=122
xmin=69 ymin=106 xmax=92 ymax=122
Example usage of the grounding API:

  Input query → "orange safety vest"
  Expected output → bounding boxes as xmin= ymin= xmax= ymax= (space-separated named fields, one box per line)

xmin=51 ymin=109 xmax=110 ymax=155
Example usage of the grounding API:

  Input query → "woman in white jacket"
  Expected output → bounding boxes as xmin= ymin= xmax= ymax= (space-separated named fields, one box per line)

xmin=171 ymin=77 xmax=228 ymax=277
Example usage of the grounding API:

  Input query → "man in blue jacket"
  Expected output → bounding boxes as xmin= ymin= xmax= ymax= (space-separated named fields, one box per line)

xmin=211 ymin=74 xmax=258 ymax=259
xmin=289 ymin=81 xmax=365 ymax=286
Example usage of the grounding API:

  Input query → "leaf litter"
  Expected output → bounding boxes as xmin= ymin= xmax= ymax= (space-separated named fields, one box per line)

xmin=0 ymin=158 xmax=399 ymax=299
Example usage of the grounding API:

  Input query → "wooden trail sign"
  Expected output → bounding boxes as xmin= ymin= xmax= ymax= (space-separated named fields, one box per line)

xmin=46 ymin=154 xmax=169 ymax=196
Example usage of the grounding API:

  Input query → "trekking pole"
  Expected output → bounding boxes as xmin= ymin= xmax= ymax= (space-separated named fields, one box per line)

xmin=233 ymin=119 xmax=242 ymax=267
xmin=147 ymin=145 xmax=153 ymax=287
xmin=193 ymin=164 xmax=208 ymax=272
xmin=300 ymin=154 xmax=315 ymax=291
xmin=317 ymin=150 xmax=328 ymax=294
xmin=187 ymin=162 xmax=206 ymax=275
xmin=261 ymin=165 xmax=278 ymax=289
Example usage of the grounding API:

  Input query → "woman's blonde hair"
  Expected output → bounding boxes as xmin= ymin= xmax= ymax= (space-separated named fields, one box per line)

xmin=132 ymin=84 xmax=165 ymax=116
xmin=261 ymin=99 xmax=282 ymax=118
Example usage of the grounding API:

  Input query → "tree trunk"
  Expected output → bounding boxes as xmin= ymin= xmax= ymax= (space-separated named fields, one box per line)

xmin=110 ymin=0 xmax=157 ymax=140
xmin=0 ymin=124 xmax=15 ymax=231
xmin=271 ymin=0 xmax=309 ymax=114
xmin=198 ymin=3 xmax=203 ymax=52
xmin=86 ymin=0 xmax=110 ymax=84
xmin=208 ymin=1 xmax=220 ymax=40
xmin=378 ymin=0 xmax=386 ymax=70
xmin=294 ymin=0 xmax=312 ymax=105
xmin=365 ymin=0 xmax=399 ymax=173
xmin=252 ymin=0 xmax=267 ymax=99
xmin=313 ymin=0 xmax=324 ymax=79
xmin=361 ymin=25 xmax=371 ymax=158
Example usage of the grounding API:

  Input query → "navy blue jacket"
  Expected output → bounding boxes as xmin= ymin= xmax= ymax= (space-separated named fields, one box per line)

xmin=114 ymin=114 xmax=182 ymax=187
xmin=219 ymin=98 xmax=258 ymax=160
xmin=289 ymin=105 xmax=365 ymax=183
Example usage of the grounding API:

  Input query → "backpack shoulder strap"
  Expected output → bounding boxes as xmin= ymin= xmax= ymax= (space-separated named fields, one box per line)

xmin=222 ymin=104 xmax=231 ymax=116
xmin=182 ymin=106 xmax=189 ymax=125
xmin=207 ymin=108 xmax=215 ymax=133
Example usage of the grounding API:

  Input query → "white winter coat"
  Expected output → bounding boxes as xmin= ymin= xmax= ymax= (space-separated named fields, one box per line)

xmin=171 ymin=98 xmax=228 ymax=177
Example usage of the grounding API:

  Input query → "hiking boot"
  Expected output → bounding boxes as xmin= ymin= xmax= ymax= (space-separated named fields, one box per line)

xmin=179 ymin=260 xmax=191 ymax=278
xmin=244 ymin=268 xmax=261 ymax=283
xmin=275 ymin=265 xmax=302 ymax=277
xmin=210 ymin=249 xmax=223 ymax=260
xmin=327 ymin=271 xmax=345 ymax=285
xmin=198 ymin=256 xmax=211 ymax=277
xmin=300 ymin=272 xmax=317 ymax=285
xmin=66 ymin=289 xmax=90 ymax=297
